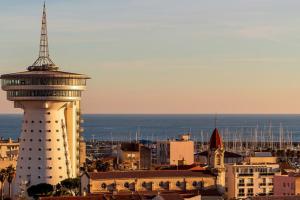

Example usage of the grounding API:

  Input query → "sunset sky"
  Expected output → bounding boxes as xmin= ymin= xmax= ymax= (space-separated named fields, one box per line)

xmin=1 ymin=0 xmax=300 ymax=114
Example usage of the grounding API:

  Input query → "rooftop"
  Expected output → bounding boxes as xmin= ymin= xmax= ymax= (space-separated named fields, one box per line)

xmin=85 ymin=170 xmax=215 ymax=180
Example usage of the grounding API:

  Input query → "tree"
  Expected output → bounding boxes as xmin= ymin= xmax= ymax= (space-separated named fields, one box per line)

xmin=0 ymin=169 xmax=7 ymax=200
xmin=6 ymin=166 xmax=15 ymax=199
xmin=27 ymin=183 xmax=54 ymax=199
xmin=60 ymin=178 xmax=80 ymax=196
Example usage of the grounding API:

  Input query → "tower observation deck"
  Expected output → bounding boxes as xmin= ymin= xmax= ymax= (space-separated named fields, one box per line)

xmin=0 ymin=3 xmax=89 ymax=195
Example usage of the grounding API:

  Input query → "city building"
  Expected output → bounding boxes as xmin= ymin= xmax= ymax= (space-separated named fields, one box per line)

xmin=0 ymin=3 xmax=89 ymax=196
xmin=118 ymin=143 xmax=151 ymax=170
xmin=152 ymin=134 xmax=194 ymax=166
xmin=273 ymin=172 xmax=300 ymax=196
xmin=225 ymin=153 xmax=280 ymax=199
xmin=79 ymin=136 xmax=86 ymax=168
xmin=81 ymin=170 xmax=217 ymax=194
xmin=0 ymin=138 xmax=19 ymax=159
xmin=208 ymin=128 xmax=226 ymax=193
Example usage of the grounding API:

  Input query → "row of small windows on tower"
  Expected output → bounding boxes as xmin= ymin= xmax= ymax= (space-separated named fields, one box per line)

xmin=20 ymin=157 xmax=62 ymax=160
xmin=23 ymin=120 xmax=59 ymax=123
xmin=19 ymin=166 xmax=62 ymax=170
xmin=22 ymin=138 xmax=60 ymax=142
xmin=23 ymin=112 xmax=51 ymax=115
xmin=21 ymin=148 xmax=61 ymax=151
xmin=23 ymin=129 xmax=60 ymax=133
xmin=18 ymin=175 xmax=64 ymax=179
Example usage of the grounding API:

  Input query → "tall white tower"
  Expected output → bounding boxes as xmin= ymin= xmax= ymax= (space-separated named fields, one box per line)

xmin=0 ymin=3 xmax=89 ymax=194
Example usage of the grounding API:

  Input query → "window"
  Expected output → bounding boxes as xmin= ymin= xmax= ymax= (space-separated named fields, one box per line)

xmin=30 ymin=139 xmax=33 ymax=142
xmin=39 ymin=130 xmax=42 ymax=133
xmin=24 ymin=130 xmax=27 ymax=132
xmin=47 ymin=139 xmax=51 ymax=141
xmin=31 ymin=130 xmax=34 ymax=132
xmin=39 ymin=139 xmax=42 ymax=142
xmin=39 ymin=121 xmax=42 ymax=123
xmin=47 ymin=112 xmax=51 ymax=115
xmin=58 ymin=167 xmax=62 ymax=169
xmin=38 ymin=176 xmax=41 ymax=179
xmin=38 ymin=167 xmax=41 ymax=169
xmin=38 ymin=148 xmax=42 ymax=151
xmin=31 ymin=121 xmax=34 ymax=123
xmin=57 ymin=139 xmax=60 ymax=142
xmin=47 ymin=130 xmax=51 ymax=132
xmin=47 ymin=121 xmax=51 ymax=123
xmin=58 ymin=157 xmax=61 ymax=160
xmin=56 ymin=130 xmax=59 ymax=132
xmin=47 ymin=148 xmax=52 ymax=151
xmin=38 ymin=157 xmax=41 ymax=160
xmin=57 ymin=148 xmax=61 ymax=151
xmin=29 ymin=148 xmax=32 ymax=151
xmin=28 ymin=157 xmax=31 ymax=160
xmin=55 ymin=120 xmax=58 ymax=123
xmin=28 ymin=167 xmax=31 ymax=169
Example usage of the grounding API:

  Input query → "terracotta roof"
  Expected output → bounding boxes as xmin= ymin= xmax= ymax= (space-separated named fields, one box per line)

xmin=86 ymin=170 xmax=214 ymax=180
xmin=40 ymin=189 xmax=222 ymax=199
xmin=209 ymin=128 xmax=222 ymax=149
xmin=188 ymin=166 xmax=207 ymax=171
xmin=252 ymin=196 xmax=300 ymax=200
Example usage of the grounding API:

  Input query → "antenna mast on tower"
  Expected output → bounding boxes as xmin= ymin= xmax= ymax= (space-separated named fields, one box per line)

xmin=28 ymin=2 xmax=57 ymax=71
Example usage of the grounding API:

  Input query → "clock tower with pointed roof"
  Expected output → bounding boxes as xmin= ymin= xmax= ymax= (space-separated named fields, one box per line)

xmin=208 ymin=128 xmax=225 ymax=193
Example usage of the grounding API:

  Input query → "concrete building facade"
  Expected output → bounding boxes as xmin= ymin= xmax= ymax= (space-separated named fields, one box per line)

xmin=0 ymin=4 xmax=89 ymax=196
xmin=225 ymin=156 xmax=280 ymax=199
xmin=153 ymin=134 xmax=194 ymax=166
xmin=81 ymin=170 xmax=217 ymax=195
xmin=273 ymin=172 xmax=300 ymax=196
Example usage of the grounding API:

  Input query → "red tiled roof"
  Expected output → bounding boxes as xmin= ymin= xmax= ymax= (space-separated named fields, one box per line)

xmin=209 ymin=128 xmax=222 ymax=149
xmin=86 ymin=170 xmax=214 ymax=180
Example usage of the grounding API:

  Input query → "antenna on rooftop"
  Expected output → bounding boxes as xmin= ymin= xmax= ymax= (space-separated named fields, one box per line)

xmin=28 ymin=2 xmax=57 ymax=71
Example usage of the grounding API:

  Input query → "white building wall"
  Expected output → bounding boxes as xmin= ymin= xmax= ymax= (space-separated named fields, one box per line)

xmin=14 ymin=101 xmax=76 ymax=194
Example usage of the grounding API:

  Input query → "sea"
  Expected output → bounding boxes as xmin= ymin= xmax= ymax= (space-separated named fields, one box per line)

xmin=1 ymin=114 xmax=300 ymax=142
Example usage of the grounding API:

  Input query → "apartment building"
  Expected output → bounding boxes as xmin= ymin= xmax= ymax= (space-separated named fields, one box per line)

xmin=225 ymin=154 xmax=280 ymax=199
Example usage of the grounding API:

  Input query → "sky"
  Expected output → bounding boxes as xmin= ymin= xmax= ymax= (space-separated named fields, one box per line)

xmin=1 ymin=0 xmax=300 ymax=114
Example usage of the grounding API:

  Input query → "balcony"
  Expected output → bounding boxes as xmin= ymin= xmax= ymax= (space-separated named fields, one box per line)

xmin=247 ymin=183 xmax=254 ymax=186
xmin=260 ymin=183 xmax=267 ymax=186
xmin=247 ymin=193 xmax=254 ymax=196
xmin=238 ymin=193 xmax=245 ymax=197
xmin=238 ymin=183 xmax=245 ymax=187
xmin=258 ymin=193 xmax=267 ymax=196
xmin=260 ymin=172 xmax=275 ymax=176
xmin=238 ymin=173 xmax=253 ymax=177
xmin=268 ymin=183 xmax=273 ymax=186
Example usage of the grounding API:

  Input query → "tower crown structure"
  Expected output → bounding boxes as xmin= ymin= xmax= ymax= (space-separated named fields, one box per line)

xmin=208 ymin=128 xmax=225 ymax=193
xmin=209 ymin=128 xmax=223 ymax=150
xmin=1 ymin=3 xmax=89 ymax=197
xmin=28 ymin=2 xmax=57 ymax=71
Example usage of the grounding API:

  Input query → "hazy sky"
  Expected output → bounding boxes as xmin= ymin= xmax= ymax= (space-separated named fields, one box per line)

xmin=1 ymin=0 xmax=300 ymax=114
